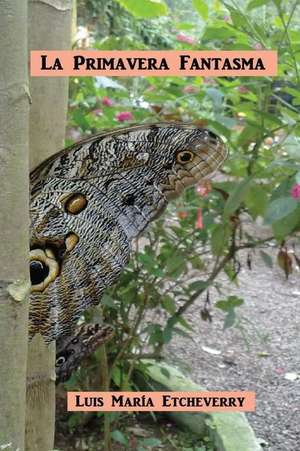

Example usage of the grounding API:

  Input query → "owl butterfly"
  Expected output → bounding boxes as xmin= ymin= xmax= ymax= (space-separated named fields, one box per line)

xmin=56 ymin=323 xmax=114 ymax=383
xmin=30 ymin=123 xmax=227 ymax=342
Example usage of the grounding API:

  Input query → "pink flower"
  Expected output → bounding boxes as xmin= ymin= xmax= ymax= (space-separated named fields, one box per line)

xmin=253 ymin=43 xmax=263 ymax=50
xmin=183 ymin=85 xmax=198 ymax=94
xmin=264 ymin=137 xmax=273 ymax=146
xmin=102 ymin=96 xmax=113 ymax=107
xmin=238 ymin=86 xmax=248 ymax=94
xmin=196 ymin=181 xmax=212 ymax=197
xmin=116 ymin=111 xmax=133 ymax=122
xmin=203 ymin=77 xmax=216 ymax=85
xmin=195 ymin=208 xmax=204 ymax=229
xmin=291 ymin=184 xmax=300 ymax=199
xmin=223 ymin=15 xmax=231 ymax=23
xmin=176 ymin=33 xmax=196 ymax=45
xmin=66 ymin=128 xmax=81 ymax=141
xmin=92 ymin=108 xmax=103 ymax=117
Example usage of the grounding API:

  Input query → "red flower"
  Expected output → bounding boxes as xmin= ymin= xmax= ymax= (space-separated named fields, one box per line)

xmin=291 ymin=184 xmax=300 ymax=199
xmin=176 ymin=33 xmax=196 ymax=45
xmin=183 ymin=85 xmax=198 ymax=94
xmin=116 ymin=111 xmax=133 ymax=122
xmin=196 ymin=181 xmax=212 ymax=197
xmin=195 ymin=208 xmax=204 ymax=229
xmin=102 ymin=96 xmax=113 ymax=107
xmin=177 ymin=210 xmax=188 ymax=220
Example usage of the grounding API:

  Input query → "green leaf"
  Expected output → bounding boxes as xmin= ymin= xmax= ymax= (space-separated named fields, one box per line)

xmin=296 ymin=171 xmax=300 ymax=184
xmin=271 ymin=179 xmax=294 ymax=201
xmin=165 ymin=253 xmax=186 ymax=276
xmin=177 ymin=315 xmax=194 ymax=331
xmin=173 ymin=327 xmax=193 ymax=340
xmin=159 ymin=367 xmax=170 ymax=378
xmin=264 ymin=197 xmax=298 ymax=224
xmin=215 ymin=296 xmax=244 ymax=311
xmin=175 ymin=21 xmax=195 ymax=31
xmin=284 ymin=135 xmax=300 ymax=160
xmin=189 ymin=255 xmax=205 ymax=270
xmin=148 ymin=324 xmax=163 ymax=346
xmin=163 ymin=316 xmax=178 ymax=343
xmin=141 ymin=438 xmax=162 ymax=447
xmin=211 ymin=223 xmax=230 ymax=256
xmin=202 ymin=26 xmax=237 ymax=41
xmin=111 ymin=430 xmax=129 ymax=446
xmin=206 ymin=87 xmax=224 ymax=109
xmin=236 ymin=125 xmax=259 ymax=147
xmin=224 ymin=177 xmax=253 ymax=218
xmin=72 ymin=110 xmax=90 ymax=130
xmin=259 ymin=251 xmax=273 ymax=268
xmin=162 ymin=296 xmax=176 ymax=314
xmin=189 ymin=280 xmax=207 ymax=291
xmin=247 ymin=1 xmax=271 ymax=11
xmin=192 ymin=0 xmax=209 ymax=20
xmin=272 ymin=204 xmax=300 ymax=240
xmin=114 ymin=0 xmax=168 ymax=18
xmin=224 ymin=309 xmax=236 ymax=329
xmin=138 ymin=252 xmax=157 ymax=271
xmin=111 ymin=366 xmax=122 ymax=387
xmin=101 ymin=294 xmax=116 ymax=308
xmin=244 ymin=183 xmax=268 ymax=218
xmin=216 ymin=296 xmax=243 ymax=330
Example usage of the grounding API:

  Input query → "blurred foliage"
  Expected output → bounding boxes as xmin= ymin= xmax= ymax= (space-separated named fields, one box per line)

xmin=76 ymin=0 xmax=175 ymax=48
xmin=62 ymin=0 xmax=300 ymax=441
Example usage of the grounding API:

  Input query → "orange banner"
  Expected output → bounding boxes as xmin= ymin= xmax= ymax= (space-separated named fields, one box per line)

xmin=30 ymin=50 xmax=277 ymax=77
xmin=67 ymin=391 xmax=256 ymax=412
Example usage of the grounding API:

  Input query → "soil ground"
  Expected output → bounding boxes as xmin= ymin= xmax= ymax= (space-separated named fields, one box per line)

xmin=167 ymin=245 xmax=300 ymax=451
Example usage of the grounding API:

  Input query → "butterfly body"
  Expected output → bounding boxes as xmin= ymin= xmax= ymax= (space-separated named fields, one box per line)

xmin=30 ymin=123 xmax=227 ymax=342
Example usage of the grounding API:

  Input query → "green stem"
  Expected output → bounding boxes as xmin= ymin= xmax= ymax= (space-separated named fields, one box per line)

xmin=109 ymin=289 xmax=148 ymax=381
xmin=174 ymin=233 xmax=274 ymax=319
xmin=277 ymin=1 xmax=300 ymax=85
xmin=98 ymin=345 xmax=112 ymax=451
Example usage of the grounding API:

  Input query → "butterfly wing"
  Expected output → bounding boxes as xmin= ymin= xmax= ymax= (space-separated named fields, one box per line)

xmin=55 ymin=323 xmax=114 ymax=383
xmin=30 ymin=123 xmax=227 ymax=342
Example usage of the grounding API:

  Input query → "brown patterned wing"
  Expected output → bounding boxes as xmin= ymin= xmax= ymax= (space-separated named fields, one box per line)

xmin=30 ymin=123 xmax=227 ymax=342
xmin=55 ymin=323 xmax=114 ymax=383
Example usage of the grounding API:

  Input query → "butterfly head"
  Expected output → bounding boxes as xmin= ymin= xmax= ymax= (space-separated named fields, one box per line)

xmin=158 ymin=125 xmax=227 ymax=199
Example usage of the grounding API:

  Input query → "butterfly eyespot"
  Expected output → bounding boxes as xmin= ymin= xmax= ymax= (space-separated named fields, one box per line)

xmin=30 ymin=260 xmax=49 ymax=285
xmin=64 ymin=193 xmax=87 ymax=215
xmin=29 ymin=124 xmax=227 ymax=343
xmin=29 ymin=248 xmax=60 ymax=292
xmin=56 ymin=356 xmax=66 ymax=366
xmin=176 ymin=150 xmax=194 ymax=164
xmin=65 ymin=232 xmax=79 ymax=251
xmin=71 ymin=337 xmax=79 ymax=344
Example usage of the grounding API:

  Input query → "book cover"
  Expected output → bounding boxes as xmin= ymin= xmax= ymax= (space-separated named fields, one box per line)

xmin=0 ymin=1 xmax=299 ymax=450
